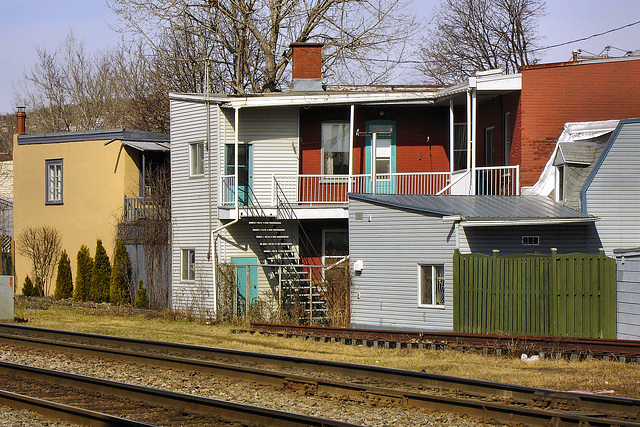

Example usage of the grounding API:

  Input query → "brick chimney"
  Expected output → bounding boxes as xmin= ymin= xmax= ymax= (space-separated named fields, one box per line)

xmin=290 ymin=43 xmax=324 ymax=92
xmin=16 ymin=107 xmax=26 ymax=134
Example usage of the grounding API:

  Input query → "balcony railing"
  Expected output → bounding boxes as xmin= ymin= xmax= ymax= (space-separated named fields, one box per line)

xmin=124 ymin=197 xmax=170 ymax=221
xmin=219 ymin=166 xmax=520 ymax=208
xmin=475 ymin=166 xmax=520 ymax=196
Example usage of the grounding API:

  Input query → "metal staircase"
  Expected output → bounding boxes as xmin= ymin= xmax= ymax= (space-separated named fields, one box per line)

xmin=242 ymin=185 xmax=326 ymax=323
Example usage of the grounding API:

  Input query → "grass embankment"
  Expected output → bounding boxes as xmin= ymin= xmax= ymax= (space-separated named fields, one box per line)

xmin=9 ymin=298 xmax=640 ymax=399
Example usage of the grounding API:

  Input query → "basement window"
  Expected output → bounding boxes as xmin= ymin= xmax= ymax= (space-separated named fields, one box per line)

xmin=418 ymin=264 xmax=445 ymax=307
xmin=522 ymin=236 xmax=540 ymax=246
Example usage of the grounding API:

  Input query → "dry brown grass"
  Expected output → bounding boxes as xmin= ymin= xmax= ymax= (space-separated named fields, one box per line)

xmin=11 ymin=298 xmax=640 ymax=399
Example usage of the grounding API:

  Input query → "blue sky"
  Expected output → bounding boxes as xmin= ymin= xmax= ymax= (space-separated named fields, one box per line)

xmin=1 ymin=0 xmax=640 ymax=114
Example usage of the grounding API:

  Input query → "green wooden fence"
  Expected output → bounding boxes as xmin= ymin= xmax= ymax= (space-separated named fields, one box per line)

xmin=453 ymin=249 xmax=616 ymax=338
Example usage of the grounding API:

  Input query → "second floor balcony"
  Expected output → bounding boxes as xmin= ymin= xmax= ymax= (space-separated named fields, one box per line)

xmin=220 ymin=166 xmax=520 ymax=208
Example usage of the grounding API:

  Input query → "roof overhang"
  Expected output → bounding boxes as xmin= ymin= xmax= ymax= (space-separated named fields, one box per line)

xmin=460 ymin=217 xmax=598 ymax=227
xmin=121 ymin=141 xmax=170 ymax=152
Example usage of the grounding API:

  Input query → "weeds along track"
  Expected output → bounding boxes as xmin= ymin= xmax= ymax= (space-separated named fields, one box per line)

xmin=1 ymin=323 xmax=640 ymax=426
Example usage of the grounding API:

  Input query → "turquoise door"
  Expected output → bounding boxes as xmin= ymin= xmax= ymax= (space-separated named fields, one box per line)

xmin=231 ymin=257 xmax=258 ymax=316
xmin=225 ymin=144 xmax=252 ymax=205
xmin=365 ymin=120 xmax=396 ymax=193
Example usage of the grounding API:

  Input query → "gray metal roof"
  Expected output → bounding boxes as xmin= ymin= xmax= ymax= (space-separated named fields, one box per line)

xmin=348 ymin=194 xmax=596 ymax=226
xmin=122 ymin=141 xmax=170 ymax=152
xmin=18 ymin=129 xmax=169 ymax=145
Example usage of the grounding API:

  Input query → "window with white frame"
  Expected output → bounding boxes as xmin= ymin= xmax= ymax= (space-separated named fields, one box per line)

xmin=321 ymin=122 xmax=349 ymax=175
xmin=189 ymin=142 xmax=204 ymax=176
xmin=181 ymin=249 xmax=196 ymax=281
xmin=418 ymin=264 xmax=445 ymax=306
xmin=454 ymin=124 xmax=467 ymax=171
xmin=45 ymin=159 xmax=63 ymax=205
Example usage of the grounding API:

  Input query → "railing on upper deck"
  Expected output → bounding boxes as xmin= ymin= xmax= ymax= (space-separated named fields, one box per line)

xmin=219 ymin=167 xmax=519 ymax=208
xmin=475 ymin=166 xmax=520 ymax=196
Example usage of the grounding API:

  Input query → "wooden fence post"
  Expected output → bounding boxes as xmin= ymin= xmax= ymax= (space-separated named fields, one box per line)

xmin=550 ymin=248 xmax=558 ymax=337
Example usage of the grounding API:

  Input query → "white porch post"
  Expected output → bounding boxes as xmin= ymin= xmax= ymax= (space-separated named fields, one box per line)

xmin=471 ymin=87 xmax=477 ymax=194
xmin=234 ymin=107 xmax=240 ymax=219
xmin=371 ymin=132 xmax=377 ymax=194
xmin=449 ymin=99 xmax=454 ymax=176
xmin=466 ymin=89 xmax=472 ymax=194
xmin=349 ymin=104 xmax=355 ymax=193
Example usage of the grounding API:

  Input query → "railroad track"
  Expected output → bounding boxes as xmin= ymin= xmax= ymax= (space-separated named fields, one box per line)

xmin=249 ymin=322 xmax=640 ymax=362
xmin=0 ymin=360 xmax=360 ymax=426
xmin=1 ymin=323 xmax=639 ymax=426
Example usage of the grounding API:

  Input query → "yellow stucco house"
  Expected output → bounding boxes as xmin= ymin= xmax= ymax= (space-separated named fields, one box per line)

xmin=13 ymin=128 xmax=169 ymax=294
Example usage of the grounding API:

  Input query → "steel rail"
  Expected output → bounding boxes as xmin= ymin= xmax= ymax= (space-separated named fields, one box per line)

xmin=0 ymin=389 xmax=154 ymax=427
xmin=0 ymin=361 xmax=360 ymax=427
xmin=1 ymin=334 xmax=638 ymax=426
xmin=250 ymin=322 xmax=640 ymax=357
xmin=1 ymin=323 xmax=639 ymax=421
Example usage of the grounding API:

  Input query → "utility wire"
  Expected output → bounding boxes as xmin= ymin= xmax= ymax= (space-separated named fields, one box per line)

xmin=533 ymin=18 xmax=640 ymax=52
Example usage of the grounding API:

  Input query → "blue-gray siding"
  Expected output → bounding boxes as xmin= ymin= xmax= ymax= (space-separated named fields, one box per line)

xmin=584 ymin=121 xmax=640 ymax=255
xmin=616 ymin=251 xmax=640 ymax=340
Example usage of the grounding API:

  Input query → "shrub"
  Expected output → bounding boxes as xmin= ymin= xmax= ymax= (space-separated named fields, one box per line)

xmin=53 ymin=250 xmax=73 ymax=300
xmin=74 ymin=245 xmax=93 ymax=301
xmin=22 ymin=275 xmax=35 ymax=297
xmin=110 ymin=240 xmax=131 ymax=305
xmin=135 ymin=280 xmax=149 ymax=309
xmin=90 ymin=239 xmax=111 ymax=303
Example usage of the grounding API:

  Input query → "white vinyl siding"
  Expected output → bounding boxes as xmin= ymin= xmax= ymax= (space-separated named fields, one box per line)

xmin=221 ymin=107 xmax=299 ymax=206
xmin=170 ymin=99 xmax=217 ymax=311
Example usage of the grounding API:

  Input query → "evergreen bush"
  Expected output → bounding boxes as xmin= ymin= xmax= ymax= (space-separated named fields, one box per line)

xmin=90 ymin=239 xmax=111 ymax=303
xmin=53 ymin=250 xmax=73 ymax=300
xmin=109 ymin=240 xmax=131 ymax=304
xmin=134 ymin=280 xmax=149 ymax=309
xmin=22 ymin=275 xmax=35 ymax=297
xmin=74 ymin=245 xmax=93 ymax=301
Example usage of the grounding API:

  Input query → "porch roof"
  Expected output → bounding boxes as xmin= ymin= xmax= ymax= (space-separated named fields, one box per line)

xmin=348 ymin=194 xmax=597 ymax=227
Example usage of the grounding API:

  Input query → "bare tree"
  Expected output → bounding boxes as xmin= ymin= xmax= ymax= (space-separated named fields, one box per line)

xmin=418 ymin=0 xmax=545 ymax=84
xmin=107 ymin=0 xmax=421 ymax=94
xmin=17 ymin=226 xmax=62 ymax=296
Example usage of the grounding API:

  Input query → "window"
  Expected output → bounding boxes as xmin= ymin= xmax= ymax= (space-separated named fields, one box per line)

xmin=504 ymin=112 xmax=511 ymax=166
xmin=45 ymin=159 xmax=63 ymax=204
xmin=418 ymin=264 xmax=445 ymax=306
xmin=322 ymin=229 xmax=349 ymax=264
xmin=556 ymin=165 xmax=565 ymax=202
xmin=321 ymin=122 xmax=349 ymax=175
xmin=522 ymin=236 xmax=540 ymax=246
xmin=369 ymin=124 xmax=393 ymax=175
xmin=189 ymin=142 xmax=204 ymax=176
xmin=484 ymin=127 xmax=494 ymax=167
xmin=454 ymin=124 xmax=467 ymax=171
xmin=181 ymin=249 xmax=195 ymax=281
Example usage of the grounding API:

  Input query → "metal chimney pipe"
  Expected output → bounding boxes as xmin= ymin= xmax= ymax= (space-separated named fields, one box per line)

xmin=16 ymin=107 xmax=26 ymax=134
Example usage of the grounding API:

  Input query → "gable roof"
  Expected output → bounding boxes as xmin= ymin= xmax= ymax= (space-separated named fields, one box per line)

xmin=348 ymin=194 xmax=596 ymax=227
